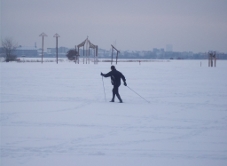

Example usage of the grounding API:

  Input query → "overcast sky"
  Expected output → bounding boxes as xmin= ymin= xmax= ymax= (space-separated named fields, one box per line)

xmin=1 ymin=0 xmax=227 ymax=52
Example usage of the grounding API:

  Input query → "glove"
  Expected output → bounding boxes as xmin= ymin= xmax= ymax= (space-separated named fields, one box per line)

xmin=101 ymin=72 xmax=104 ymax=76
xmin=124 ymin=82 xmax=127 ymax=86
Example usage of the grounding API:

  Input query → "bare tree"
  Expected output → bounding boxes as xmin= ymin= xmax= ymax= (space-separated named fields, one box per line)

xmin=1 ymin=37 xmax=18 ymax=62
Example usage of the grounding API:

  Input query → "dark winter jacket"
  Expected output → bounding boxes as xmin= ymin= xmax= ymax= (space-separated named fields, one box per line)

xmin=103 ymin=69 xmax=126 ymax=86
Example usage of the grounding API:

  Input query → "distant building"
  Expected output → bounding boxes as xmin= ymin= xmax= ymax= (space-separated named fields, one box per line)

xmin=59 ymin=47 xmax=69 ymax=54
xmin=15 ymin=46 xmax=38 ymax=57
xmin=47 ymin=47 xmax=69 ymax=57
xmin=153 ymin=48 xmax=165 ymax=58
xmin=47 ymin=48 xmax=56 ymax=54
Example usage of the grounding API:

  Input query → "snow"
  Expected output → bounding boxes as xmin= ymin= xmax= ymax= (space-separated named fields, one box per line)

xmin=1 ymin=60 xmax=227 ymax=166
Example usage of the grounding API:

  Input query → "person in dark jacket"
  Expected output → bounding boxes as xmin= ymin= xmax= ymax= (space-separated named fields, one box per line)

xmin=101 ymin=65 xmax=127 ymax=103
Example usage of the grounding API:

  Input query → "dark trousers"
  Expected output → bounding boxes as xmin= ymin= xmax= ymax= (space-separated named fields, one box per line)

xmin=112 ymin=85 xmax=122 ymax=102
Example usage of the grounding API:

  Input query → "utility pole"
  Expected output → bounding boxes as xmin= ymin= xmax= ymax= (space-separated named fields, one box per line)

xmin=53 ymin=33 xmax=60 ymax=64
xmin=39 ymin=33 xmax=47 ymax=63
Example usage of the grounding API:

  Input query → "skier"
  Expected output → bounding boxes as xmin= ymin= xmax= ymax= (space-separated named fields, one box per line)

xmin=101 ymin=65 xmax=127 ymax=103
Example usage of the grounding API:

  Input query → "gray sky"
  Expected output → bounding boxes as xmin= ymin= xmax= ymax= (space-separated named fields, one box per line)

xmin=1 ymin=0 xmax=227 ymax=52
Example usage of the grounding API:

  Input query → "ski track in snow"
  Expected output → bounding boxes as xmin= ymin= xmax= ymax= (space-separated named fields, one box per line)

xmin=0 ymin=60 xmax=227 ymax=166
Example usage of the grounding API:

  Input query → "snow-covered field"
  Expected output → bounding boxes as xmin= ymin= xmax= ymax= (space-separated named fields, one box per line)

xmin=1 ymin=60 xmax=227 ymax=166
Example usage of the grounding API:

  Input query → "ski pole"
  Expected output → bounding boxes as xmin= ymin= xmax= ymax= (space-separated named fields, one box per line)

xmin=102 ymin=76 xmax=106 ymax=102
xmin=126 ymin=86 xmax=150 ymax=103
